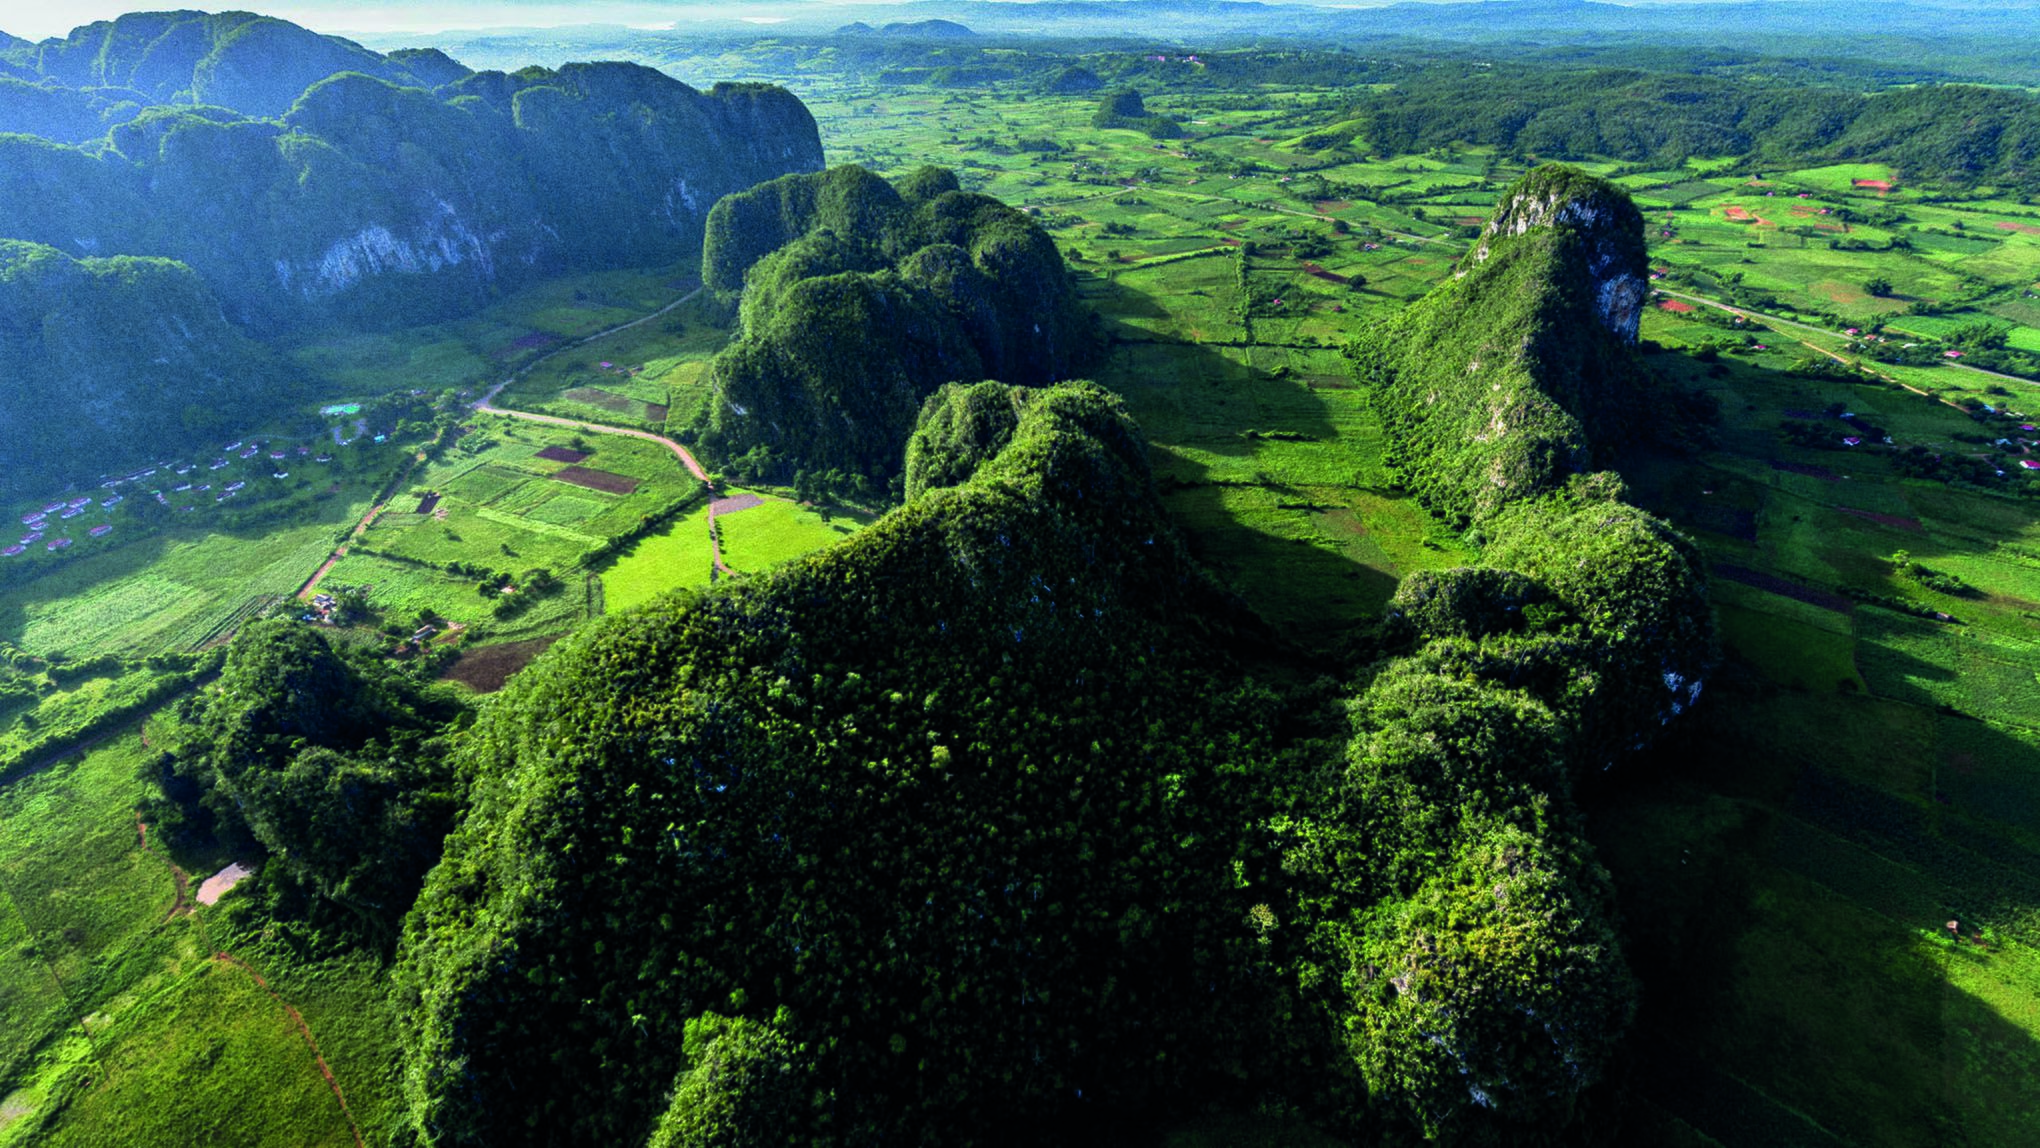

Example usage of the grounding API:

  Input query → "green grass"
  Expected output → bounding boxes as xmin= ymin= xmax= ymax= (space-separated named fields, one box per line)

xmin=716 ymin=496 xmax=868 ymax=575
xmin=362 ymin=423 xmax=702 ymax=577
xmin=599 ymin=503 xmax=718 ymax=613
xmin=33 ymin=959 xmax=356 ymax=1148
xmin=0 ymin=734 xmax=395 ymax=1146
xmin=3 ymin=526 xmax=346 ymax=660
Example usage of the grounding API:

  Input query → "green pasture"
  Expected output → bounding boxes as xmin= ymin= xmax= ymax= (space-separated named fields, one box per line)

xmin=360 ymin=422 xmax=702 ymax=575
xmin=0 ymin=511 xmax=366 ymax=660
xmin=716 ymin=496 xmax=868 ymax=576
xmin=600 ymin=502 xmax=718 ymax=613
xmin=286 ymin=260 xmax=697 ymax=397
xmin=493 ymin=291 xmax=729 ymax=422
xmin=0 ymin=734 xmax=394 ymax=1147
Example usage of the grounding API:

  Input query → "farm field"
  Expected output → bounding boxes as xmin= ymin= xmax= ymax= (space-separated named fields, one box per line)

xmin=776 ymin=78 xmax=2040 ymax=1142
xmin=284 ymin=260 xmax=701 ymax=402
xmin=0 ymin=495 xmax=374 ymax=660
xmin=600 ymin=491 xmax=872 ymax=614
xmin=4 ymin=53 xmax=2040 ymax=1148
xmin=491 ymin=290 xmax=731 ymax=436
xmin=355 ymin=420 xmax=702 ymax=579
xmin=0 ymin=735 xmax=387 ymax=1148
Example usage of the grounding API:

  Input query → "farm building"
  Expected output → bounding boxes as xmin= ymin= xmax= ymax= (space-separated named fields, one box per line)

xmin=46 ymin=538 xmax=70 ymax=551
xmin=89 ymin=524 xmax=112 ymax=537
xmin=2 ymin=545 xmax=22 ymax=557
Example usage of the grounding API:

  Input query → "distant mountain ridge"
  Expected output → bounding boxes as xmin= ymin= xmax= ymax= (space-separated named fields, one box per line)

xmin=0 ymin=21 xmax=824 ymax=330
xmin=1 ymin=10 xmax=454 ymax=121
xmin=0 ymin=12 xmax=825 ymax=496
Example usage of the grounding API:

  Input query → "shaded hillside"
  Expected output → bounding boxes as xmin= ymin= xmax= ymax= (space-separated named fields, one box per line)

xmin=695 ymin=165 xmax=1097 ymax=486
xmin=0 ymin=240 xmax=289 ymax=496
xmin=397 ymin=381 xmax=1291 ymax=1145
xmin=0 ymin=61 xmax=822 ymax=330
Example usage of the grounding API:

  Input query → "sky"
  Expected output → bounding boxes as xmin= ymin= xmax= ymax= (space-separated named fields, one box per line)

xmin=0 ymin=0 xmax=1559 ymax=43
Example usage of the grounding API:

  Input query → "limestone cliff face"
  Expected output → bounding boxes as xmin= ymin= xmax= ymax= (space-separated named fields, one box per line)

xmin=1360 ymin=164 xmax=1660 ymax=523
xmin=0 ymin=52 xmax=825 ymax=330
xmin=1468 ymin=165 xmax=1648 ymax=343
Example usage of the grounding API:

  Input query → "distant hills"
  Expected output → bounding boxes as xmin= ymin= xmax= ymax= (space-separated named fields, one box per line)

xmin=0 ymin=12 xmax=824 ymax=496
xmin=836 ymin=18 xmax=978 ymax=38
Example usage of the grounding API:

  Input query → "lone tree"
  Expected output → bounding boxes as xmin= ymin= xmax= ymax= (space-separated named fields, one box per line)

xmin=1864 ymin=275 xmax=1895 ymax=297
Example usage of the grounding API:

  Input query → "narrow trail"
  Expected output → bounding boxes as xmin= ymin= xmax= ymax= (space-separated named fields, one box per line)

xmin=214 ymin=950 xmax=366 ymax=1148
xmin=133 ymin=812 xmax=364 ymax=1147
xmin=1658 ymin=287 xmax=2037 ymax=398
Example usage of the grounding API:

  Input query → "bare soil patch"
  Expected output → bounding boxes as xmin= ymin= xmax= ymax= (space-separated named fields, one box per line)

xmin=1994 ymin=220 xmax=2040 ymax=236
xmin=1838 ymin=506 xmax=1926 ymax=533
xmin=1715 ymin=563 xmax=1853 ymax=612
xmin=535 ymin=445 xmax=590 ymax=463
xmin=415 ymin=491 xmax=440 ymax=515
xmin=443 ymin=636 xmax=562 ymax=692
xmin=709 ymin=493 xmax=766 ymax=517
xmin=646 ymin=403 xmax=670 ymax=423
xmin=1300 ymin=261 xmax=1349 ymax=284
xmin=1723 ymin=205 xmax=1771 ymax=226
xmin=197 ymin=862 xmax=253 ymax=906
xmin=1852 ymin=179 xmax=1895 ymax=193
xmin=553 ymin=466 xmax=639 ymax=494
xmin=1659 ymin=299 xmax=1695 ymax=313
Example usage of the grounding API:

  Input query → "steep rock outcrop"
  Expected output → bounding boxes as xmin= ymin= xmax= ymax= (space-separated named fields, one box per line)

xmin=0 ymin=60 xmax=823 ymax=330
xmin=1354 ymin=164 xmax=1660 ymax=524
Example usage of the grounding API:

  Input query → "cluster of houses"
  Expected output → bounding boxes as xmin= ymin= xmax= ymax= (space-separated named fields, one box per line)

xmin=4 ymin=435 xmax=350 ymax=563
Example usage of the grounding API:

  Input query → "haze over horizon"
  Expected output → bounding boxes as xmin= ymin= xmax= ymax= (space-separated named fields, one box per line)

xmin=0 ymin=0 xmax=1979 ymax=44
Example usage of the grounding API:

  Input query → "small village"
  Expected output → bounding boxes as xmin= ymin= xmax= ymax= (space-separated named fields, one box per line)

xmin=4 ymin=415 xmax=379 ymax=566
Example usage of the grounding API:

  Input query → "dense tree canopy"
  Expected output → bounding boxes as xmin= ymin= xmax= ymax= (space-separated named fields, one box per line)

xmin=148 ymin=619 xmax=469 ymax=938
xmin=695 ymin=165 xmax=1098 ymax=486
xmin=397 ymin=381 xmax=1285 ymax=1144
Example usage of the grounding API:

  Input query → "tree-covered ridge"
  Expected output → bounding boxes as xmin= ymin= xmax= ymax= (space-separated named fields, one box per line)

xmin=1276 ymin=166 xmax=1713 ymax=1138
xmin=1352 ymin=165 xmax=1656 ymax=525
xmin=144 ymin=619 xmax=470 ymax=940
xmin=4 ymin=10 xmax=452 ymax=120
xmin=1348 ymin=67 xmax=2040 ymax=190
xmin=0 ymin=238 xmax=287 ymax=493
xmin=396 ymin=381 xmax=1286 ymax=1145
xmin=695 ymin=165 xmax=1098 ymax=487
xmin=0 ymin=40 xmax=823 ymax=330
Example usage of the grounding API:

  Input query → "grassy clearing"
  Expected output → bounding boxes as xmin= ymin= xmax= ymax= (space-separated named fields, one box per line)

xmin=0 ymin=733 xmax=392 ymax=1148
xmin=360 ymin=421 xmax=702 ymax=579
xmin=599 ymin=502 xmax=717 ymax=613
xmin=716 ymin=496 xmax=869 ymax=576
xmin=34 ymin=959 xmax=355 ymax=1148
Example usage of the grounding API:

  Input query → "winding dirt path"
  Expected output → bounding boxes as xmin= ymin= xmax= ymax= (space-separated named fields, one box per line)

xmin=214 ymin=950 xmax=366 ymax=1148
xmin=471 ymin=403 xmax=714 ymax=485
xmin=133 ymin=814 xmax=364 ymax=1146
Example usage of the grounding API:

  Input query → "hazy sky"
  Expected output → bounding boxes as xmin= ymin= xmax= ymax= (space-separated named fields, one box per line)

xmin=3 ymin=0 xmax=1440 ymax=43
